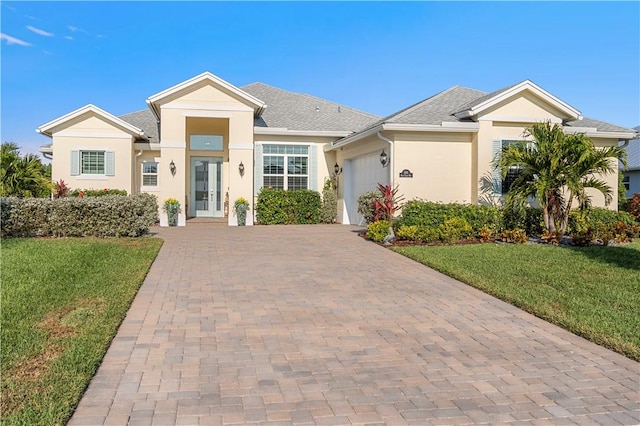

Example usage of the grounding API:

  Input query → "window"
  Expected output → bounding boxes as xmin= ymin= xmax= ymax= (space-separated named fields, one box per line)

xmin=263 ymin=145 xmax=308 ymax=190
xmin=71 ymin=150 xmax=114 ymax=176
xmin=622 ymin=175 xmax=630 ymax=192
xmin=501 ymin=140 xmax=523 ymax=195
xmin=142 ymin=162 xmax=158 ymax=186
xmin=190 ymin=135 xmax=223 ymax=151
xmin=81 ymin=151 xmax=105 ymax=174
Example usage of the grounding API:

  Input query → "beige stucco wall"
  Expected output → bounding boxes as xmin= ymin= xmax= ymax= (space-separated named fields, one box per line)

xmin=50 ymin=113 xmax=135 ymax=193
xmin=393 ymin=132 xmax=474 ymax=204
xmin=156 ymin=81 xmax=256 ymax=225
xmin=135 ymin=151 xmax=161 ymax=196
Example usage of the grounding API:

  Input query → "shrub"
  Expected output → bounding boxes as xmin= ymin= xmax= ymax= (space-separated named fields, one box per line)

xmin=568 ymin=207 xmax=637 ymax=245
xmin=397 ymin=201 xmax=502 ymax=236
xmin=357 ymin=190 xmax=383 ymax=225
xmin=627 ymin=193 xmax=640 ymax=222
xmin=320 ymin=178 xmax=337 ymax=224
xmin=255 ymin=188 xmax=321 ymax=224
xmin=396 ymin=225 xmax=419 ymax=241
xmin=438 ymin=217 xmax=473 ymax=244
xmin=502 ymin=206 xmax=544 ymax=236
xmin=396 ymin=225 xmax=442 ymax=243
xmin=366 ymin=220 xmax=391 ymax=243
xmin=70 ymin=188 xmax=127 ymax=197
xmin=501 ymin=229 xmax=528 ymax=244
xmin=0 ymin=194 xmax=158 ymax=237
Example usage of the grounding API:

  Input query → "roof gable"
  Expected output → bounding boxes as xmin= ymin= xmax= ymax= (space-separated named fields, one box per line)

xmin=37 ymin=104 xmax=146 ymax=139
xmin=453 ymin=80 xmax=581 ymax=121
xmin=146 ymin=72 xmax=266 ymax=119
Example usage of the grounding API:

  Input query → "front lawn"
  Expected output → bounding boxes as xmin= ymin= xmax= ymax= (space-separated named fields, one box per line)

xmin=393 ymin=241 xmax=640 ymax=361
xmin=1 ymin=237 xmax=163 ymax=425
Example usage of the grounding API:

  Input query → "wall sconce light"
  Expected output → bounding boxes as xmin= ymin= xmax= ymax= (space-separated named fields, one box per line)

xmin=239 ymin=161 xmax=245 ymax=176
xmin=334 ymin=162 xmax=342 ymax=175
xmin=169 ymin=160 xmax=176 ymax=176
xmin=380 ymin=149 xmax=389 ymax=167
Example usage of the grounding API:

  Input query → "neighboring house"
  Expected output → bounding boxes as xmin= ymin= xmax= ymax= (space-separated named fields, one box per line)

xmin=622 ymin=126 xmax=640 ymax=198
xmin=38 ymin=72 xmax=638 ymax=226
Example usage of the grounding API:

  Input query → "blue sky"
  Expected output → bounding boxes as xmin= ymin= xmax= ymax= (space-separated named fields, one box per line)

xmin=1 ymin=1 xmax=639 ymax=157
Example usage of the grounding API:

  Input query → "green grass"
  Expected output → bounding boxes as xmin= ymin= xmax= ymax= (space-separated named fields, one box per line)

xmin=393 ymin=241 xmax=640 ymax=361
xmin=1 ymin=237 xmax=163 ymax=425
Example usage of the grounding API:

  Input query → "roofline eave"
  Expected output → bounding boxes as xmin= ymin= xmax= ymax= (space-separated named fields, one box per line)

xmin=36 ymin=104 xmax=147 ymax=139
xmin=326 ymin=122 xmax=480 ymax=151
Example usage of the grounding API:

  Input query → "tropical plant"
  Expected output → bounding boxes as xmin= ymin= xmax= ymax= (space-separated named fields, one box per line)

xmin=496 ymin=121 xmax=626 ymax=238
xmin=373 ymin=183 xmax=405 ymax=223
xmin=627 ymin=193 xmax=640 ymax=222
xmin=53 ymin=179 xmax=70 ymax=199
xmin=0 ymin=143 xmax=51 ymax=198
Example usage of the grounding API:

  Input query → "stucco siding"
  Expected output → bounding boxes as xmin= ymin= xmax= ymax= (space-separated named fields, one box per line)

xmin=479 ymin=92 xmax=568 ymax=122
xmin=394 ymin=135 xmax=473 ymax=204
xmin=51 ymin=114 xmax=135 ymax=193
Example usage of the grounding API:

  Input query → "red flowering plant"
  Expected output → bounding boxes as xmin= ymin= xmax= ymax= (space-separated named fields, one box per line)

xmin=372 ymin=183 xmax=404 ymax=223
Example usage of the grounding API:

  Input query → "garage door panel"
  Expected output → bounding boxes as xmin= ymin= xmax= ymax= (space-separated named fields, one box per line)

xmin=345 ymin=153 xmax=389 ymax=225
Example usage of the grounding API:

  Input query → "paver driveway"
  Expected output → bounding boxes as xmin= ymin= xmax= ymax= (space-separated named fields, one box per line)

xmin=70 ymin=225 xmax=639 ymax=425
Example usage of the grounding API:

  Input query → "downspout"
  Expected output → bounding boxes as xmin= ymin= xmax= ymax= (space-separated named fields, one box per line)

xmin=376 ymin=131 xmax=394 ymax=186
xmin=135 ymin=149 xmax=143 ymax=194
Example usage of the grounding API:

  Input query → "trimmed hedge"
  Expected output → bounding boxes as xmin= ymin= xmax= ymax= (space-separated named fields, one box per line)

xmin=255 ymin=188 xmax=321 ymax=224
xmin=70 ymin=188 xmax=128 ymax=197
xmin=1 ymin=194 xmax=158 ymax=237
xmin=396 ymin=201 xmax=502 ymax=234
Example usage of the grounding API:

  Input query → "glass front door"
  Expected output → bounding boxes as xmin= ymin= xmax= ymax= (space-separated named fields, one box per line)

xmin=190 ymin=157 xmax=223 ymax=217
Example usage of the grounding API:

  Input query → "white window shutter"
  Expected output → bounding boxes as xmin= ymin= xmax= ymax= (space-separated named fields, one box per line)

xmin=70 ymin=151 xmax=80 ymax=175
xmin=254 ymin=144 xmax=263 ymax=198
xmin=308 ymin=145 xmax=317 ymax=191
xmin=105 ymin=151 xmax=115 ymax=176
xmin=492 ymin=140 xmax=502 ymax=195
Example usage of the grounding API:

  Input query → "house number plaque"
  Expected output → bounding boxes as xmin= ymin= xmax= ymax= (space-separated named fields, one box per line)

xmin=399 ymin=169 xmax=413 ymax=178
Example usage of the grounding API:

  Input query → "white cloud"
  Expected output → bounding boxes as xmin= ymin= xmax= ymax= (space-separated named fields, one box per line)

xmin=26 ymin=25 xmax=54 ymax=37
xmin=65 ymin=35 xmax=74 ymax=40
xmin=0 ymin=33 xmax=32 ymax=47
xmin=68 ymin=25 xmax=79 ymax=32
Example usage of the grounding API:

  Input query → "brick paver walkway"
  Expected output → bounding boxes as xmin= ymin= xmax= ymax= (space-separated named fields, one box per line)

xmin=69 ymin=225 xmax=639 ymax=425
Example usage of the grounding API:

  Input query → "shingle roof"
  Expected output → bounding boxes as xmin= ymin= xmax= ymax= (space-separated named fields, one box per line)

xmin=348 ymin=86 xmax=487 ymax=137
xmin=119 ymin=109 xmax=159 ymax=141
xmin=116 ymin=80 xmax=636 ymax=144
xmin=241 ymin=82 xmax=380 ymax=133
xmin=452 ymin=81 xmax=523 ymax=115
xmin=565 ymin=117 xmax=636 ymax=133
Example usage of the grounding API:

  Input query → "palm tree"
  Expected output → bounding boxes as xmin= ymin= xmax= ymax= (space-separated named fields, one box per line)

xmin=1 ymin=142 xmax=52 ymax=197
xmin=496 ymin=121 xmax=626 ymax=237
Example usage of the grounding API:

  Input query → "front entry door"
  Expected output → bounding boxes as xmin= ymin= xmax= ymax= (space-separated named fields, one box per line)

xmin=190 ymin=157 xmax=223 ymax=218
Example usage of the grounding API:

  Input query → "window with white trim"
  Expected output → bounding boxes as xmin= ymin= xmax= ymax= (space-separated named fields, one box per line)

xmin=501 ymin=140 xmax=523 ymax=195
xmin=263 ymin=145 xmax=308 ymax=190
xmin=81 ymin=151 xmax=105 ymax=174
xmin=142 ymin=162 xmax=158 ymax=186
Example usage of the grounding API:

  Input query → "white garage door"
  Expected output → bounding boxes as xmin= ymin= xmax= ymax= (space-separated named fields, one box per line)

xmin=345 ymin=152 xmax=389 ymax=225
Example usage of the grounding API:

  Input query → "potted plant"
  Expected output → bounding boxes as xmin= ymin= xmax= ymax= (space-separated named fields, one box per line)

xmin=234 ymin=197 xmax=250 ymax=226
xmin=163 ymin=197 xmax=180 ymax=226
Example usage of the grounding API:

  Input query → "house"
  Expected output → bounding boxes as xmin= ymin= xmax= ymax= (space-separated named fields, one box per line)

xmin=37 ymin=72 xmax=638 ymax=226
xmin=622 ymin=126 xmax=640 ymax=198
